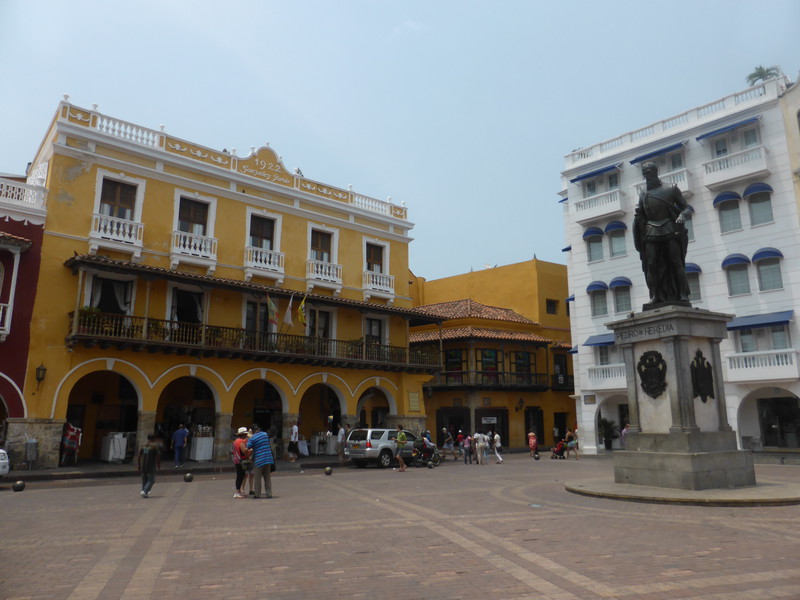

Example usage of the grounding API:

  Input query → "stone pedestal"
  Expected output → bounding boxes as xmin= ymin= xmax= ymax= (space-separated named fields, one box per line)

xmin=608 ymin=306 xmax=756 ymax=490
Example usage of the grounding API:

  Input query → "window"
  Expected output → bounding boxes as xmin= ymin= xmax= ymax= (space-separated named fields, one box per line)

xmin=687 ymin=272 xmax=701 ymax=302
xmin=100 ymin=179 xmax=136 ymax=220
xmin=584 ymin=180 xmax=597 ymax=197
xmin=445 ymin=349 xmax=465 ymax=383
xmin=597 ymin=345 xmax=611 ymax=365
xmin=739 ymin=326 xmax=790 ymax=352
xmin=771 ymin=326 xmax=789 ymax=349
xmin=748 ymin=193 xmax=773 ymax=226
xmin=718 ymin=201 xmax=742 ymax=233
xmin=590 ymin=291 xmax=608 ymax=317
xmin=714 ymin=138 xmax=728 ymax=157
xmin=742 ymin=128 xmax=759 ymax=148
xmin=739 ymin=329 xmax=756 ymax=352
xmin=669 ymin=151 xmax=684 ymax=172
xmin=756 ymin=258 xmax=783 ymax=291
xmin=607 ymin=173 xmax=619 ymax=190
xmin=726 ymin=264 xmax=751 ymax=296
xmin=511 ymin=351 xmax=533 ymax=384
xmin=546 ymin=299 xmax=558 ymax=315
xmin=311 ymin=230 xmax=332 ymax=263
xmin=249 ymin=215 xmax=275 ymax=249
xmin=308 ymin=308 xmax=331 ymax=338
xmin=366 ymin=243 xmax=384 ymax=273
xmin=178 ymin=198 xmax=208 ymax=235
xmin=172 ymin=289 xmax=203 ymax=323
xmin=477 ymin=349 xmax=500 ymax=383
xmin=246 ymin=300 xmax=272 ymax=334
xmin=586 ymin=236 xmax=604 ymax=262
xmin=365 ymin=317 xmax=383 ymax=344
xmin=613 ymin=287 xmax=631 ymax=314
xmin=89 ymin=276 xmax=132 ymax=314
xmin=608 ymin=230 xmax=626 ymax=258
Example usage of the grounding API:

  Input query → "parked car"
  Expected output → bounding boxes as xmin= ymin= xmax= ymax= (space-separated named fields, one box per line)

xmin=345 ymin=428 xmax=417 ymax=468
xmin=0 ymin=449 xmax=9 ymax=479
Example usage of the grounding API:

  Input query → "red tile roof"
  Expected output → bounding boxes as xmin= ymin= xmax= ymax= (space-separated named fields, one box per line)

xmin=410 ymin=326 xmax=551 ymax=345
xmin=416 ymin=298 xmax=538 ymax=325
xmin=0 ymin=232 xmax=32 ymax=249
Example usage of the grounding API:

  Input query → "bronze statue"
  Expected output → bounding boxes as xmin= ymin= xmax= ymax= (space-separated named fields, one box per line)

xmin=633 ymin=162 xmax=694 ymax=309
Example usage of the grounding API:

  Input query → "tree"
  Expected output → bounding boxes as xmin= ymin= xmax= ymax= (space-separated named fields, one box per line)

xmin=746 ymin=65 xmax=780 ymax=86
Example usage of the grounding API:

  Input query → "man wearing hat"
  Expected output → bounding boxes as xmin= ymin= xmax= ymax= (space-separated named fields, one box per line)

xmin=232 ymin=427 xmax=253 ymax=498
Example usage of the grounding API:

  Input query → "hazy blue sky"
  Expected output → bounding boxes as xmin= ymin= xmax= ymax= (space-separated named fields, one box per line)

xmin=1 ymin=1 xmax=797 ymax=280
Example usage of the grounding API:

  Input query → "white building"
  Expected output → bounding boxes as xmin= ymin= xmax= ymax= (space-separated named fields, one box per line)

xmin=560 ymin=76 xmax=800 ymax=455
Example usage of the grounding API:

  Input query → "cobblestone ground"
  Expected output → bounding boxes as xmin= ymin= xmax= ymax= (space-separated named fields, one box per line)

xmin=1 ymin=456 xmax=799 ymax=599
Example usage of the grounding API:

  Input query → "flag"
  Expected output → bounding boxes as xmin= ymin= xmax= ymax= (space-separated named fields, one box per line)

xmin=283 ymin=294 xmax=294 ymax=327
xmin=297 ymin=294 xmax=307 ymax=325
xmin=266 ymin=294 xmax=278 ymax=326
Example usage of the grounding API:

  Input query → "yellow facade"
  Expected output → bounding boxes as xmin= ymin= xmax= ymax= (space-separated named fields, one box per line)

xmin=10 ymin=102 xmax=438 ymax=468
xmin=411 ymin=260 xmax=574 ymax=449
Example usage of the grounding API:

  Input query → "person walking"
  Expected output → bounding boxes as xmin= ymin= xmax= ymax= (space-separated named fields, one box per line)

xmin=620 ymin=423 xmax=630 ymax=448
xmin=474 ymin=430 xmax=487 ymax=465
xmin=232 ymin=427 xmax=252 ymax=498
xmin=528 ymin=432 xmax=538 ymax=458
xmin=171 ymin=423 xmax=190 ymax=468
xmin=456 ymin=430 xmax=465 ymax=456
xmin=441 ymin=428 xmax=457 ymax=461
xmin=565 ymin=428 xmax=580 ymax=460
xmin=336 ymin=423 xmax=347 ymax=462
xmin=287 ymin=420 xmax=299 ymax=462
xmin=462 ymin=433 xmax=472 ymax=465
xmin=395 ymin=424 xmax=407 ymax=472
xmin=246 ymin=424 xmax=275 ymax=498
xmin=493 ymin=431 xmax=504 ymax=464
xmin=138 ymin=434 xmax=160 ymax=498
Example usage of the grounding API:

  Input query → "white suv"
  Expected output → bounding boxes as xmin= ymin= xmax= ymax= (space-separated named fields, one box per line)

xmin=345 ymin=428 xmax=417 ymax=468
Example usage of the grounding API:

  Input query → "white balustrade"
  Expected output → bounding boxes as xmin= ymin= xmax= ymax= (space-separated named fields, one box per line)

xmin=634 ymin=168 xmax=688 ymax=196
xmin=703 ymin=146 xmax=764 ymax=175
xmin=306 ymin=259 xmax=342 ymax=284
xmin=171 ymin=231 xmax=218 ymax=260
xmin=91 ymin=214 xmax=144 ymax=245
xmin=587 ymin=363 xmax=627 ymax=390
xmin=95 ymin=115 xmax=161 ymax=147
xmin=726 ymin=349 xmax=800 ymax=383
xmin=0 ymin=178 xmax=47 ymax=209
xmin=363 ymin=271 xmax=395 ymax=293
xmin=573 ymin=189 xmax=623 ymax=224
xmin=245 ymin=246 xmax=285 ymax=272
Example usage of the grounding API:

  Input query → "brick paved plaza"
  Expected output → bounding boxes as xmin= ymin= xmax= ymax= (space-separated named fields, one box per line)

xmin=2 ymin=455 xmax=799 ymax=599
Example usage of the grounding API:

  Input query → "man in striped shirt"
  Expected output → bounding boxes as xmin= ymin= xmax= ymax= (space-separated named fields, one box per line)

xmin=246 ymin=424 xmax=275 ymax=499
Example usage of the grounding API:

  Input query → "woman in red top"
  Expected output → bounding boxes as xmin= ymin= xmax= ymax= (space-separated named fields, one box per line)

xmin=233 ymin=427 xmax=253 ymax=498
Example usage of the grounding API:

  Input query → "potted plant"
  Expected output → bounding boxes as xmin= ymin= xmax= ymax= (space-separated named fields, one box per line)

xmin=597 ymin=417 xmax=619 ymax=450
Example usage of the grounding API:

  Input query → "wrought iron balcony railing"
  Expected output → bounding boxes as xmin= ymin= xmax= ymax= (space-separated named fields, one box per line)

xmin=66 ymin=311 xmax=439 ymax=369
xmin=426 ymin=370 xmax=549 ymax=389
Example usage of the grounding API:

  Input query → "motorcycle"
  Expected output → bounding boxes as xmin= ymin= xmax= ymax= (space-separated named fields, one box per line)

xmin=411 ymin=441 xmax=441 ymax=467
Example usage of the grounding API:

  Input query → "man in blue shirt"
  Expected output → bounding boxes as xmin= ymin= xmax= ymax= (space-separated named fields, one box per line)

xmin=246 ymin=424 xmax=275 ymax=499
xmin=171 ymin=424 xmax=190 ymax=468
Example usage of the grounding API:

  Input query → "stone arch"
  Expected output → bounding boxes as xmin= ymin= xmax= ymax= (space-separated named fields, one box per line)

xmin=737 ymin=386 xmax=799 ymax=449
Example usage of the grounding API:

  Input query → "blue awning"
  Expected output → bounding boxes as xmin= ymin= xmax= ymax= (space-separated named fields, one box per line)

xmin=568 ymin=346 xmax=578 ymax=354
xmin=604 ymin=221 xmax=627 ymax=233
xmin=685 ymin=262 xmax=702 ymax=273
xmin=722 ymin=253 xmax=750 ymax=268
xmin=752 ymin=247 xmax=783 ymax=262
xmin=629 ymin=141 xmax=687 ymax=165
xmin=609 ymin=276 xmax=632 ymax=288
xmin=586 ymin=281 xmax=608 ymax=292
xmin=713 ymin=191 xmax=742 ymax=207
xmin=696 ymin=116 xmax=760 ymax=141
xmin=565 ymin=294 xmax=575 ymax=302
xmin=727 ymin=310 xmax=794 ymax=331
xmin=562 ymin=245 xmax=572 ymax=252
xmin=582 ymin=227 xmax=604 ymax=239
xmin=559 ymin=196 xmax=569 ymax=203
xmin=743 ymin=182 xmax=773 ymax=198
xmin=569 ymin=164 xmax=620 ymax=184
xmin=583 ymin=333 xmax=615 ymax=346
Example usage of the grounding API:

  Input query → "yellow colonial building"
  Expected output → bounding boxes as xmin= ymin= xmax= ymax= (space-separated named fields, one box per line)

xmin=410 ymin=259 xmax=574 ymax=449
xmin=9 ymin=100 xmax=440 ymax=468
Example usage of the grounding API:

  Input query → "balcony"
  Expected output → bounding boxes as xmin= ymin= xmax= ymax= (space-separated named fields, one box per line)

xmin=89 ymin=213 xmax=144 ymax=259
xmin=725 ymin=349 xmax=800 ymax=383
xmin=634 ymin=168 xmax=692 ymax=198
xmin=701 ymin=146 xmax=769 ymax=190
xmin=65 ymin=311 xmax=439 ymax=372
xmin=362 ymin=271 xmax=395 ymax=302
xmin=0 ymin=177 xmax=47 ymax=224
xmin=586 ymin=363 xmax=626 ymax=391
xmin=306 ymin=259 xmax=342 ymax=294
xmin=244 ymin=246 xmax=285 ymax=284
xmin=572 ymin=189 xmax=625 ymax=225
xmin=551 ymin=374 xmax=575 ymax=390
xmin=170 ymin=231 xmax=218 ymax=273
xmin=427 ymin=370 xmax=549 ymax=391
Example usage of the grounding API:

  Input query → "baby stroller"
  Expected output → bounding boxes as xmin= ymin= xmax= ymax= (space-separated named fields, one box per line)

xmin=550 ymin=440 xmax=566 ymax=459
xmin=60 ymin=423 xmax=82 ymax=466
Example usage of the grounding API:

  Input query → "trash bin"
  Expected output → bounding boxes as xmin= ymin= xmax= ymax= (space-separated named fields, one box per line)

xmin=26 ymin=439 xmax=38 ymax=470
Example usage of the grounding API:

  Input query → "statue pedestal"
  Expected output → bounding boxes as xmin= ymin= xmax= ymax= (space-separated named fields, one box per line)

xmin=607 ymin=306 xmax=755 ymax=491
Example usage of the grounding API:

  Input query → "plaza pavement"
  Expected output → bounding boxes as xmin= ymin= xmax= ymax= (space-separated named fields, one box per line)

xmin=2 ymin=454 xmax=799 ymax=599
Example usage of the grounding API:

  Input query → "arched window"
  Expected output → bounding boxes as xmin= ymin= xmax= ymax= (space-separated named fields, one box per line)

xmin=743 ymin=182 xmax=774 ymax=226
xmin=685 ymin=263 xmax=702 ymax=302
xmin=586 ymin=281 xmax=608 ymax=317
xmin=583 ymin=227 xmax=604 ymax=262
xmin=609 ymin=276 xmax=632 ymax=313
xmin=752 ymin=247 xmax=784 ymax=291
xmin=714 ymin=191 xmax=742 ymax=233
xmin=721 ymin=254 xmax=751 ymax=296
xmin=604 ymin=221 xmax=627 ymax=258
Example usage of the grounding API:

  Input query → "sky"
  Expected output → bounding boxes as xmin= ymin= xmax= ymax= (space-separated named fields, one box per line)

xmin=1 ymin=0 xmax=798 ymax=281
